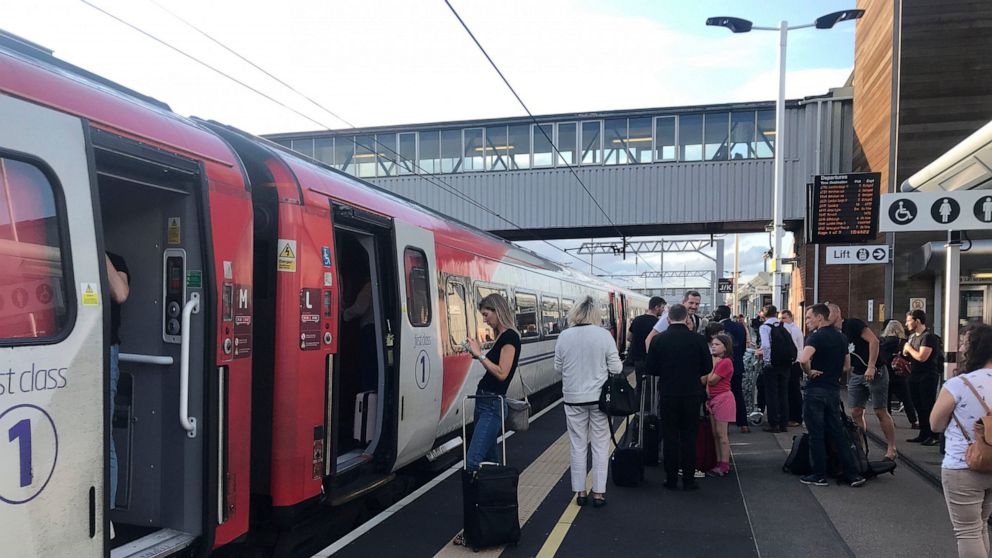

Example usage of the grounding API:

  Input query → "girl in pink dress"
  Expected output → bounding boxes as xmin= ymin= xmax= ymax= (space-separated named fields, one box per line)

xmin=703 ymin=334 xmax=736 ymax=476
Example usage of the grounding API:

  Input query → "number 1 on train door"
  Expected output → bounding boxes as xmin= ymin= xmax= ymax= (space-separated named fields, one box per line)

xmin=9 ymin=419 xmax=32 ymax=487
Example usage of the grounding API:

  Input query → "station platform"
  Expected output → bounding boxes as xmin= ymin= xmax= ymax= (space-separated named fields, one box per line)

xmin=312 ymin=399 xmax=958 ymax=558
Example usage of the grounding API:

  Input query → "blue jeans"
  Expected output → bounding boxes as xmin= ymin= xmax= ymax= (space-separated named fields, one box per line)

xmin=110 ymin=344 xmax=120 ymax=509
xmin=466 ymin=393 xmax=506 ymax=470
xmin=804 ymin=386 xmax=860 ymax=480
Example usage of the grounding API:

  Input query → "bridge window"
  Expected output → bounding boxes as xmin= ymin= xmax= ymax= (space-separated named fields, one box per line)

xmin=679 ymin=114 xmax=703 ymax=161
xmin=555 ymin=122 xmax=577 ymax=166
xmin=463 ymin=128 xmax=484 ymax=172
xmin=0 ymin=156 xmax=71 ymax=343
xmin=628 ymin=117 xmax=652 ymax=163
xmin=514 ymin=292 xmax=540 ymax=339
xmin=446 ymin=280 xmax=469 ymax=351
xmin=397 ymin=132 xmax=417 ymax=175
xmin=604 ymin=118 xmax=628 ymax=165
xmin=704 ymin=112 xmax=729 ymax=161
xmin=314 ymin=138 xmax=334 ymax=165
xmin=441 ymin=129 xmax=461 ymax=173
xmin=730 ymin=112 xmax=756 ymax=160
xmin=291 ymin=138 xmax=314 ymax=158
xmin=580 ymin=121 xmax=602 ymax=165
xmin=404 ymin=248 xmax=432 ymax=327
xmin=541 ymin=296 xmax=561 ymax=337
xmin=532 ymin=124 xmax=554 ymax=168
xmin=418 ymin=130 xmax=440 ymax=174
xmin=756 ymin=110 xmax=775 ymax=158
xmin=485 ymin=125 xmax=509 ymax=171
xmin=376 ymin=133 xmax=396 ymax=176
xmin=355 ymin=135 xmax=376 ymax=178
xmin=334 ymin=136 xmax=354 ymax=173
xmin=654 ymin=116 xmax=676 ymax=161
xmin=507 ymin=124 xmax=531 ymax=170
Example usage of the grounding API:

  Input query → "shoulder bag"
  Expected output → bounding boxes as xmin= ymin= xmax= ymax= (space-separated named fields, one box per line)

xmin=505 ymin=372 xmax=531 ymax=432
xmin=599 ymin=373 xmax=638 ymax=417
xmin=951 ymin=376 xmax=992 ymax=473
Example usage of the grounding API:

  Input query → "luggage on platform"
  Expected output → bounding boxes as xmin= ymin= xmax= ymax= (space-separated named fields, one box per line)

xmin=783 ymin=433 xmax=812 ymax=475
xmin=635 ymin=375 xmax=660 ymax=466
xmin=696 ymin=416 xmax=717 ymax=473
xmin=461 ymin=395 xmax=520 ymax=551
xmin=611 ymin=382 xmax=646 ymax=487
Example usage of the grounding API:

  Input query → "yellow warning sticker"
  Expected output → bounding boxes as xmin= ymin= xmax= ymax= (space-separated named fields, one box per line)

xmin=81 ymin=282 xmax=100 ymax=306
xmin=167 ymin=217 xmax=181 ymax=245
xmin=277 ymin=239 xmax=297 ymax=272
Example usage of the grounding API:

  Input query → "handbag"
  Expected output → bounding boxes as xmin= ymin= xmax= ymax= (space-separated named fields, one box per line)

xmin=599 ymin=373 xmax=638 ymax=417
xmin=890 ymin=354 xmax=912 ymax=377
xmin=951 ymin=376 xmax=992 ymax=473
xmin=505 ymin=372 xmax=531 ymax=432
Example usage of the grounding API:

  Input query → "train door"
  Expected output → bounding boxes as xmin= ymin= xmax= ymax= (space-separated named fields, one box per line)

xmin=0 ymin=92 xmax=104 ymax=556
xmin=91 ymin=128 xmax=217 ymax=554
xmin=392 ymin=221 xmax=443 ymax=469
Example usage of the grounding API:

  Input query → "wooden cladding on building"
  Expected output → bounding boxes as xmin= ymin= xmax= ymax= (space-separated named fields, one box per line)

xmin=853 ymin=0 xmax=896 ymax=191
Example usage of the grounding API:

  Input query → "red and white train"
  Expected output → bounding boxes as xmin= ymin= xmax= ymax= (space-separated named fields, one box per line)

xmin=0 ymin=31 xmax=648 ymax=557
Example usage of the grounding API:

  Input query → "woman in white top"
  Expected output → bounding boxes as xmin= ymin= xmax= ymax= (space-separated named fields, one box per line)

xmin=931 ymin=324 xmax=992 ymax=558
xmin=554 ymin=295 xmax=623 ymax=508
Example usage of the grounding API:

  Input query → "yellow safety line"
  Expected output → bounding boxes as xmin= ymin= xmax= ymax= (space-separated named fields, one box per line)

xmin=535 ymin=419 xmax=629 ymax=558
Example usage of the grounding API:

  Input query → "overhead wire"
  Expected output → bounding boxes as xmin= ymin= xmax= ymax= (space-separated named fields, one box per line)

xmin=79 ymin=0 xmax=622 ymax=278
xmin=441 ymin=0 xmax=659 ymax=275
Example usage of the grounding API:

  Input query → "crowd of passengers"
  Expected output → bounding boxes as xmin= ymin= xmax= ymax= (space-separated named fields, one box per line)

xmin=456 ymin=289 xmax=992 ymax=557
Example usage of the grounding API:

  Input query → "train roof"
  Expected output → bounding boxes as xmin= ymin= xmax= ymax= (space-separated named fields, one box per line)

xmin=0 ymin=29 xmax=645 ymax=298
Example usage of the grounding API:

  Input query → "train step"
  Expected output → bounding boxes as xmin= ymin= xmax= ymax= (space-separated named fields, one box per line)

xmin=327 ymin=473 xmax=396 ymax=507
xmin=111 ymin=528 xmax=196 ymax=558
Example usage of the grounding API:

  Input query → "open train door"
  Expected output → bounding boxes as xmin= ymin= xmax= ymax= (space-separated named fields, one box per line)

xmin=0 ymin=95 xmax=105 ymax=555
xmin=392 ymin=220 xmax=443 ymax=469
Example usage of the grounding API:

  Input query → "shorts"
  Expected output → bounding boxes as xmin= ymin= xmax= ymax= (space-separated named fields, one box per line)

xmin=706 ymin=391 xmax=737 ymax=423
xmin=847 ymin=366 xmax=889 ymax=410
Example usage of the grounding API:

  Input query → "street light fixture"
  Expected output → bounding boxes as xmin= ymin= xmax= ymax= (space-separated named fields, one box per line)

xmin=705 ymin=9 xmax=864 ymax=309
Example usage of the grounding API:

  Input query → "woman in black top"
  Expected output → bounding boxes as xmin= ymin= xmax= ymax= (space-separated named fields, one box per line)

xmin=881 ymin=320 xmax=918 ymax=428
xmin=463 ymin=293 xmax=521 ymax=470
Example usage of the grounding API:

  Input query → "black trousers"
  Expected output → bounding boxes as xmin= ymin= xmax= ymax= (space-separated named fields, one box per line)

xmin=888 ymin=372 xmax=918 ymax=425
xmin=788 ymin=363 xmax=804 ymax=424
xmin=731 ymin=359 xmax=747 ymax=427
xmin=660 ymin=396 xmax=701 ymax=484
xmin=762 ymin=365 xmax=790 ymax=429
xmin=908 ymin=373 xmax=939 ymax=438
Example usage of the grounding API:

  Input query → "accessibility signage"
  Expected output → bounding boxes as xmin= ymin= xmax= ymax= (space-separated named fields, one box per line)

xmin=718 ymin=278 xmax=734 ymax=294
xmin=825 ymin=244 xmax=890 ymax=265
xmin=880 ymin=191 xmax=992 ymax=232
xmin=807 ymin=173 xmax=880 ymax=243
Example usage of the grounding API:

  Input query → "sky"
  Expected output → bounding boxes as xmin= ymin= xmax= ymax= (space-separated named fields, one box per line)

xmin=1 ymin=0 xmax=856 ymax=290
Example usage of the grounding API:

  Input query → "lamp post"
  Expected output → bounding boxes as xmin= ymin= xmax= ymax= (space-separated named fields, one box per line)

xmin=706 ymin=10 xmax=864 ymax=309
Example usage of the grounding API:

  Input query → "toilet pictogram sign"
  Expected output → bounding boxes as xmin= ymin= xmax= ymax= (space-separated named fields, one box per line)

xmin=880 ymin=191 xmax=992 ymax=232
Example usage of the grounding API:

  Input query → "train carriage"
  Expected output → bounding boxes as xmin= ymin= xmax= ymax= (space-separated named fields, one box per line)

xmin=0 ymin=30 xmax=648 ymax=557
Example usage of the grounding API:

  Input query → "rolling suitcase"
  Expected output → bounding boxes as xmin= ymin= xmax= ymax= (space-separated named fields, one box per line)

xmin=354 ymin=390 xmax=377 ymax=443
xmin=461 ymin=395 xmax=520 ymax=551
xmin=696 ymin=418 xmax=717 ymax=473
xmin=641 ymin=376 xmax=660 ymax=466
xmin=611 ymin=381 xmax=645 ymax=487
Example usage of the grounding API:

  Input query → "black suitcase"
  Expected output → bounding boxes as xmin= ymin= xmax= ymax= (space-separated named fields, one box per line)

xmin=638 ymin=376 xmax=661 ymax=466
xmin=783 ymin=433 xmax=812 ymax=475
xmin=461 ymin=395 xmax=520 ymax=551
xmin=611 ymin=381 xmax=646 ymax=487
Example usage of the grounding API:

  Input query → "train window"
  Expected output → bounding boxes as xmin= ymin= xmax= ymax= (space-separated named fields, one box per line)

xmin=0 ymin=156 xmax=71 ymax=343
xmin=475 ymin=284 xmax=507 ymax=344
xmin=600 ymin=301 xmax=611 ymax=329
xmin=541 ymin=296 xmax=561 ymax=337
xmin=446 ymin=280 xmax=468 ymax=351
xmin=515 ymin=292 xmax=539 ymax=339
xmin=403 ymin=248 xmax=431 ymax=326
xmin=560 ymin=298 xmax=574 ymax=330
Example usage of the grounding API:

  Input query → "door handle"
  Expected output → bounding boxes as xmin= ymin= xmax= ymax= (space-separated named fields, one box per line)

xmin=180 ymin=292 xmax=200 ymax=438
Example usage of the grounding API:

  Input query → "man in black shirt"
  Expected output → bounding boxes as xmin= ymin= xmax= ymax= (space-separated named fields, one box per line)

xmin=628 ymin=297 xmax=665 ymax=373
xmin=835 ymin=306 xmax=896 ymax=460
xmin=903 ymin=310 xmax=941 ymax=446
xmin=797 ymin=304 xmax=866 ymax=487
xmin=105 ymin=252 xmax=129 ymax=531
xmin=645 ymin=304 xmax=712 ymax=490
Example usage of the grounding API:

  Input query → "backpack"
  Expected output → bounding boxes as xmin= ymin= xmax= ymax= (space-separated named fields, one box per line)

xmin=769 ymin=322 xmax=797 ymax=367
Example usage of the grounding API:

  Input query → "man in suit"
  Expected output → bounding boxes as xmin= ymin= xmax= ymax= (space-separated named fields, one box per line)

xmin=646 ymin=304 xmax=712 ymax=490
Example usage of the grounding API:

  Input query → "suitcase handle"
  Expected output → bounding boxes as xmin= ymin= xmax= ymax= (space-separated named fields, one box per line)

xmin=462 ymin=394 xmax=507 ymax=470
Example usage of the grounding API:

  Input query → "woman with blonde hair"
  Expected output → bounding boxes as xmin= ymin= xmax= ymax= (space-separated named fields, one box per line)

xmin=463 ymin=293 xmax=521 ymax=470
xmin=554 ymin=295 xmax=622 ymax=508
xmin=881 ymin=319 xmax=918 ymax=429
